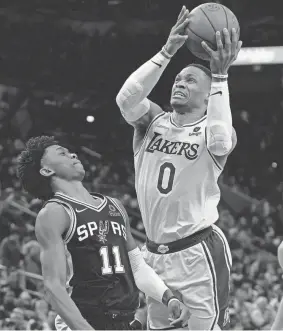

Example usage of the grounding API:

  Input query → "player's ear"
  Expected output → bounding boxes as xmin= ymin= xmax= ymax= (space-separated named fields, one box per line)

xmin=39 ymin=167 xmax=55 ymax=177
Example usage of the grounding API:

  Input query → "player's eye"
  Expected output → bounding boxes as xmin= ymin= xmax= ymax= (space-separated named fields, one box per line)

xmin=187 ymin=78 xmax=196 ymax=83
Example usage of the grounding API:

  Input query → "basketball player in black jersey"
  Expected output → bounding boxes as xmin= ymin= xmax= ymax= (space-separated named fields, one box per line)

xmin=17 ymin=136 xmax=190 ymax=330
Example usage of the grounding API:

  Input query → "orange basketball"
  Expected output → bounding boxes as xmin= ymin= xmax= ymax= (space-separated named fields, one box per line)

xmin=185 ymin=3 xmax=240 ymax=61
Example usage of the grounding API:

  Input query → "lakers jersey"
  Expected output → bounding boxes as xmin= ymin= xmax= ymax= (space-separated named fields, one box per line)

xmin=44 ymin=192 xmax=139 ymax=313
xmin=134 ymin=112 xmax=223 ymax=243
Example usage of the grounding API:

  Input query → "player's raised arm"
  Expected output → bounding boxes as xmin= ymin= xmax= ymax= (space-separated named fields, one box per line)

xmin=116 ymin=6 xmax=190 ymax=130
xmin=202 ymin=28 xmax=242 ymax=157
xmin=35 ymin=204 xmax=94 ymax=331
xmin=113 ymin=198 xmax=190 ymax=328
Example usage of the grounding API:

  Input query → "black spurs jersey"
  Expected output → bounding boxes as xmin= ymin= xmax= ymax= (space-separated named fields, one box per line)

xmin=44 ymin=192 xmax=139 ymax=312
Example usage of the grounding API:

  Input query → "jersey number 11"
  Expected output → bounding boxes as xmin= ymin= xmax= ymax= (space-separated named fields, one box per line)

xmin=100 ymin=246 xmax=125 ymax=275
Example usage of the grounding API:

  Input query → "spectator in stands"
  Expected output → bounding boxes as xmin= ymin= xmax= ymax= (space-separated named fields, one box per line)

xmin=0 ymin=231 xmax=22 ymax=270
xmin=10 ymin=307 xmax=27 ymax=330
xmin=250 ymin=296 xmax=276 ymax=329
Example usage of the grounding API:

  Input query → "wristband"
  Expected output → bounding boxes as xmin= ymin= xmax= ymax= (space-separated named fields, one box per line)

xmin=163 ymin=295 xmax=179 ymax=306
xmin=161 ymin=46 xmax=173 ymax=60
xmin=168 ymin=297 xmax=180 ymax=306
xmin=212 ymin=73 xmax=228 ymax=79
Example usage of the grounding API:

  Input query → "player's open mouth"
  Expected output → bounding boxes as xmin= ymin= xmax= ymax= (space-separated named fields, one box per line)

xmin=173 ymin=91 xmax=186 ymax=97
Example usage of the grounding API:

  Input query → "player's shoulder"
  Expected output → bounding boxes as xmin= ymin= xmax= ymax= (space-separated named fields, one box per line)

xmin=107 ymin=196 xmax=124 ymax=211
xmin=36 ymin=203 xmax=70 ymax=238
xmin=107 ymin=196 xmax=129 ymax=221
xmin=133 ymin=100 xmax=166 ymax=133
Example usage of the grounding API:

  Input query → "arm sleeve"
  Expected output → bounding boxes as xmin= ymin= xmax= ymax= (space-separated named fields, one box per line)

xmin=128 ymin=247 xmax=168 ymax=303
xmin=116 ymin=50 xmax=170 ymax=122
xmin=206 ymin=81 xmax=233 ymax=156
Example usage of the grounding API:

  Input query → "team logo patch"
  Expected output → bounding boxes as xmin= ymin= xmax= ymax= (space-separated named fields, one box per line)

xmin=109 ymin=205 xmax=121 ymax=217
xmin=98 ymin=220 xmax=109 ymax=243
xmin=157 ymin=245 xmax=169 ymax=254
xmin=189 ymin=127 xmax=202 ymax=137
xmin=109 ymin=205 xmax=116 ymax=212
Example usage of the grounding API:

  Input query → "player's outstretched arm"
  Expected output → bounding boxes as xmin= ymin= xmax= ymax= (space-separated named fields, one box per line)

xmin=113 ymin=198 xmax=190 ymax=326
xmin=116 ymin=6 xmax=190 ymax=131
xmin=35 ymin=204 xmax=94 ymax=331
xmin=202 ymin=28 xmax=242 ymax=157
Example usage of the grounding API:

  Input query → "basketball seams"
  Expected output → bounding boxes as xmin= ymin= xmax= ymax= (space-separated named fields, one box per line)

xmin=199 ymin=7 xmax=217 ymax=33
xmin=221 ymin=5 xmax=229 ymax=30
xmin=186 ymin=26 xmax=213 ymax=47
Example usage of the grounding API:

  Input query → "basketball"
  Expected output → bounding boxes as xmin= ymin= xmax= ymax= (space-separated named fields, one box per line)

xmin=185 ymin=3 xmax=240 ymax=61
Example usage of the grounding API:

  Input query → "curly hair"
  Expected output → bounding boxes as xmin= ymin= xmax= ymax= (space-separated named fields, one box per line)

xmin=17 ymin=136 xmax=58 ymax=200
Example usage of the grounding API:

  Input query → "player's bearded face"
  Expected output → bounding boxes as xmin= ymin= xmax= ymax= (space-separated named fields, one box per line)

xmin=170 ymin=67 xmax=210 ymax=113
xmin=40 ymin=145 xmax=85 ymax=181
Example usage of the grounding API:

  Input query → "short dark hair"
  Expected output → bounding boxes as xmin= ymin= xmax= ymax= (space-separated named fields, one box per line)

xmin=186 ymin=63 xmax=212 ymax=79
xmin=17 ymin=136 xmax=58 ymax=200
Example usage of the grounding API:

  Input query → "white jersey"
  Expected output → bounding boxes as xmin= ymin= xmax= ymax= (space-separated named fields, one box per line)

xmin=134 ymin=112 xmax=223 ymax=243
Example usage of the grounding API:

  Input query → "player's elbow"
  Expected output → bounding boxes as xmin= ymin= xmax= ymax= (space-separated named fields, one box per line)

xmin=116 ymin=91 xmax=127 ymax=111
xmin=207 ymin=136 xmax=232 ymax=156
xmin=207 ymin=125 xmax=233 ymax=156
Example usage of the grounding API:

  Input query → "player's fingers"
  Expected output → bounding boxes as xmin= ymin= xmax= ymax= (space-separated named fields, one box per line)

xmin=216 ymin=31 xmax=224 ymax=53
xmin=177 ymin=6 xmax=186 ymax=21
xmin=235 ymin=40 xmax=243 ymax=59
xmin=175 ymin=18 xmax=190 ymax=33
xmin=231 ymin=28 xmax=238 ymax=53
xmin=173 ymin=35 xmax=189 ymax=44
xmin=223 ymin=28 xmax=231 ymax=53
xmin=169 ymin=316 xmax=183 ymax=327
xmin=176 ymin=9 xmax=190 ymax=27
xmin=201 ymin=41 xmax=214 ymax=56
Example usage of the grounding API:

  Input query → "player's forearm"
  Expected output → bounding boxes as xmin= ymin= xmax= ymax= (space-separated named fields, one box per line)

xmin=45 ymin=282 xmax=94 ymax=330
xmin=206 ymin=79 xmax=233 ymax=156
xmin=128 ymin=248 xmax=174 ymax=304
xmin=271 ymin=298 xmax=283 ymax=330
xmin=116 ymin=48 xmax=171 ymax=115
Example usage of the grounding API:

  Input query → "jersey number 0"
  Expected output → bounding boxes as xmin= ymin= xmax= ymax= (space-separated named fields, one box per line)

xmin=157 ymin=162 xmax=176 ymax=194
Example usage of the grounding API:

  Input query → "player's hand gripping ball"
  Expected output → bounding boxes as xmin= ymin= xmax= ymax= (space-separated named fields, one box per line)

xmin=202 ymin=28 xmax=242 ymax=75
xmin=164 ymin=6 xmax=190 ymax=56
xmin=185 ymin=2 xmax=240 ymax=61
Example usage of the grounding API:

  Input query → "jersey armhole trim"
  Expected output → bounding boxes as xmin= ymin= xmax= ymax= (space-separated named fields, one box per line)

xmin=108 ymin=197 xmax=128 ymax=226
xmin=46 ymin=199 xmax=77 ymax=244
xmin=134 ymin=112 xmax=166 ymax=157
xmin=204 ymin=127 xmax=223 ymax=171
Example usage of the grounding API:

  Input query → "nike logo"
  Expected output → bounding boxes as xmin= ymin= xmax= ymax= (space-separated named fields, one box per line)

xmin=210 ymin=91 xmax=222 ymax=96
xmin=151 ymin=60 xmax=162 ymax=68
xmin=75 ymin=208 xmax=88 ymax=213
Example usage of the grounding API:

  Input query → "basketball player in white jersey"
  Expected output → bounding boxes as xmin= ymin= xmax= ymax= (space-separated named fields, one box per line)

xmin=116 ymin=6 xmax=242 ymax=331
xmin=271 ymin=241 xmax=283 ymax=330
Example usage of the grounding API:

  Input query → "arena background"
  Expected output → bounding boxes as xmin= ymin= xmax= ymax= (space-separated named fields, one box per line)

xmin=0 ymin=0 xmax=283 ymax=329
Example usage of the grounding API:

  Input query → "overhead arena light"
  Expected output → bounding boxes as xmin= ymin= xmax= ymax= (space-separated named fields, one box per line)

xmin=232 ymin=46 xmax=283 ymax=66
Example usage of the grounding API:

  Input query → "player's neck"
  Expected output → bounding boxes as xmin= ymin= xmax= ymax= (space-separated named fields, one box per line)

xmin=53 ymin=179 xmax=90 ymax=201
xmin=172 ymin=108 xmax=205 ymax=127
